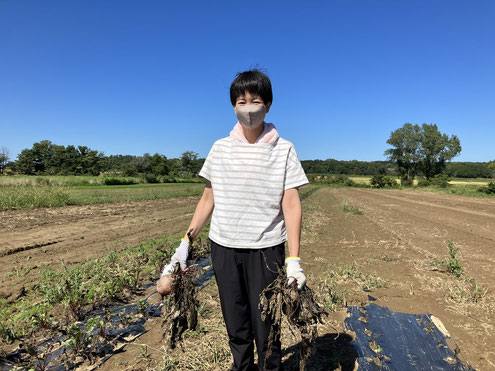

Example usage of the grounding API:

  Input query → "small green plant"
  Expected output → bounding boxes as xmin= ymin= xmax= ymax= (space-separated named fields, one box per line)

xmin=65 ymin=323 xmax=92 ymax=357
xmin=326 ymin=279 xmax=347 ymax=311
xmin=431 ymin=240 xmax=463 ymax=278
xmin=140 ymin=344 xmax=150 ymax=359
xmin=338 ymin=262 xmax=358 ymax=277
xmin=137 ymin=299 xmax=148 ymax=315
xmin=117 ymin=309 xmax=134 ymax=327
xmin=198 ymin=302 xmax=211 ymax=319
xmin=85 ymin=316 xmax=106 ymax=339
xmin=445 ymin=240 xmax=463 ymax=277
xmin=342 ymin=201 xmax=364 ymax=215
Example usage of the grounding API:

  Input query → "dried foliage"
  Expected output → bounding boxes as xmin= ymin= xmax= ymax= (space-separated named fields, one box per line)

xmin=161 ymin=268 xmax=200 ymax=349
xmin=161 ymin=230 xmax=202 ymax=349
xmin=259 ymin=266 xmax=328 ymax=370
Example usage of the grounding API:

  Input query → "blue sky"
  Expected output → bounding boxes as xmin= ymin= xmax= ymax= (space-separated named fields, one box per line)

xmin=1 ymin=0 xmax=494 ymax=162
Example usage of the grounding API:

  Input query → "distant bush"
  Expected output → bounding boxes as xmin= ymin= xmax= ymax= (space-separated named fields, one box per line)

xmin=400 ymin=177 xmax=414 ymax=187
xmin=478 ymin=181 xmax=495 ymax=194
xmin=159 ymin=175 xmax=205 ymax=184
xmin=370 ymin=175 xmax=398 ymax=188
xmin=416 ymin=178 xmax=430 ymax=187
xmin=141 ymin=173 xmax=160 ymax=184
xmin=330 ymin=175 xmax=356 ymax=186
xmin=308 ymin=174 xmax=357 ymax=187
xmin=430 ymin=174 xmax=450 ymax=188
xmin=102 ymin=176 xmax=137 ymax=186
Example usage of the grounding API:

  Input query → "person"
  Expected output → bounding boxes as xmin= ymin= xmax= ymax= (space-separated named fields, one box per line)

xmin=158 ymin=69 xmax=308 ymax=370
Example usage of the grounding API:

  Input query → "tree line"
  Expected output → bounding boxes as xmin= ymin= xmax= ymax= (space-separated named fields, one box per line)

xmin=0 ymin=140 xmax=204 ymax=177
xmin=1 ymin=127 xmax=494 ymax=179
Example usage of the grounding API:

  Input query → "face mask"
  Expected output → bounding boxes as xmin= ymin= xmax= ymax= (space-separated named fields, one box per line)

xmin=235 ymin=104 xmax=266 ymax=129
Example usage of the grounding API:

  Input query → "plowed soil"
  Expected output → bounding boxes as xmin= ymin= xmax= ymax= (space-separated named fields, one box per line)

xmin=1 ymin=188 xmax=494 ymax=370
xmin=0 ymin=196 xmax=199 ymax=300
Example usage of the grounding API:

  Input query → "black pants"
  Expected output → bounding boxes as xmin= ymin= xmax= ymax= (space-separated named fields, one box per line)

xmin=210 ymin=239 xmax=285 ymax=371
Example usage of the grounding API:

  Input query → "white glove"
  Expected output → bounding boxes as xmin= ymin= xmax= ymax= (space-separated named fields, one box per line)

xmin=286 ymin=257 xmax=306 ymax=290
xmin=161 ymin=239 xmax=190 ymax=276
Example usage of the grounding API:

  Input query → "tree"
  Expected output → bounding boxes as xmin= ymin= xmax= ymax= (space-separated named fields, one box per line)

xmin=180 ymin=151 xmax=199 ymax=175
xmin=385 ymin=123 xmax=461 ymax=181
xmin=150 ymin=153 xmax=169 ymax=175
xmin=418 ymin=124 xmax=461 ymax=179
xmin=0 ymin=146 xmax=9 ymax=174
xmin=16 ymin=140 xmax=55 ymax=174
xmin=132 ymin=153 xmax=152 ymax=174
xmin=487 ymin=160 xmax=495 ymax=178
xmin=384 ymin=123 xmax=421 ymax=181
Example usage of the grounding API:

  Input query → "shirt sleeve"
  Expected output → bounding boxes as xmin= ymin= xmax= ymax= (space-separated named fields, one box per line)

xmin=284 ymin=144 xmax=309 ymax=190
xmin=198 ymin=145 xmax=214 ymax=181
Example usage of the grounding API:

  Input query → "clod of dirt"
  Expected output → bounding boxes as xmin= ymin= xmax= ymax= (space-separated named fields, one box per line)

xmin=259 ymin=267 xmax=328 ymax=371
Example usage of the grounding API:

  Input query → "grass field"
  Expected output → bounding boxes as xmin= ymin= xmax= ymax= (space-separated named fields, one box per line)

xmin=1 ymin=175 xmax=493 ymax=211
xmin=0 ymin=183 xmax=205 ymax=211
xmin=347 ymin=175 xmax=493 ymax=186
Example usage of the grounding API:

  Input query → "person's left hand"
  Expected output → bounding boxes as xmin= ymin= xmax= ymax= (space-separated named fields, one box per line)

xmin=286 ymin=257 xmax=306 ymax=289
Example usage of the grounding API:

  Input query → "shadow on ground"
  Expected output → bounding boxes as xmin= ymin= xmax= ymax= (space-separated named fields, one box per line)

xmin=283 ymin=332 xmax=358 ymax=370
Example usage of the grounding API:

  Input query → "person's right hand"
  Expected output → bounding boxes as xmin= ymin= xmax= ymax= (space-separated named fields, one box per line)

xmin=161 ymin=238 xmax=190 ymax=276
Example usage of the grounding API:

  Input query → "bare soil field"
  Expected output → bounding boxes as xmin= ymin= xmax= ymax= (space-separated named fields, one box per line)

xmin=1 ymin=188 xmax=494 ymax=369
xmin=0 ymin=196 xmax=199 ymax=301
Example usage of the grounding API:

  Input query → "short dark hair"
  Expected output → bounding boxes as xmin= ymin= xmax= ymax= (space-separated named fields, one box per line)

xmin=230 ymin=69 xmax=273 ymax=106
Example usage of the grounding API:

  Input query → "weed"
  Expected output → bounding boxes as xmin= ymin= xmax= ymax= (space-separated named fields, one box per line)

xmin=325 ymin=279 xmax=348 ymax=312
xmin=446 ymin=240 xmax=463 ymax=277
xmin=338 ymin=262 xmax=358 ymax=277
xmin=328 ymin=262 xmax=388 ymax=292
xmin=447 ymin=277 xmax=487 ymax=303
xmin=6 ymin=266 xmax=32 ymax=277
xmin=140 ymin=344 xmax=150 ymax=359
xmin=431 ymin=240 xmax=464 ymax=278
xmin=342 ymin=201 xmax=364 ymax=215
xmin=198 ymin=302 xmax=212 ymax=318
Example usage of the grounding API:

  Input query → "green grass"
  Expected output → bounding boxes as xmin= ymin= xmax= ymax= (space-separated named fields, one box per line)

xmin=0 ymin=175 xmax=108 ymax=187
xmin=0 ymin=175 xmax=206 ymax=187
xmin=0 ymin=183 xmax=205 ymax=211
xmin=342 ymin=200 xmax=364 ymax=215
xmin=0 ymin=229 xmax=210 ymax=343
xmin=0 ymin=185 xmax=72 ymax=210
xmin=419 ymin=184 xmax=495 ymax=198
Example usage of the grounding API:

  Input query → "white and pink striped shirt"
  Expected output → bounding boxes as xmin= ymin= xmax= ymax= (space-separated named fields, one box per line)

xmin=199 ymin=135 xmax=308 ymax=249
